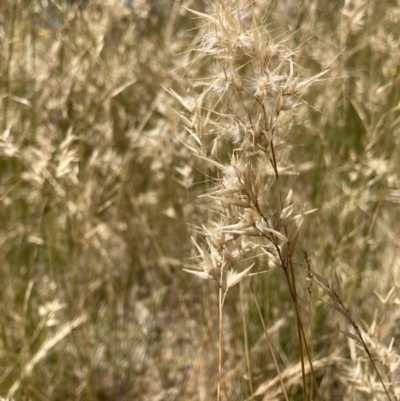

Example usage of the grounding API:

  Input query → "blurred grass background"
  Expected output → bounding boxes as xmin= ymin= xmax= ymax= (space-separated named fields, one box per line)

xmin=0 ymin=0 xmax=399 ymax=400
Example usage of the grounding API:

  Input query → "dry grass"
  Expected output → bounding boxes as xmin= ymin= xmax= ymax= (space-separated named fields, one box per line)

xmin=0 ymin=0 xmax=399 ymax=400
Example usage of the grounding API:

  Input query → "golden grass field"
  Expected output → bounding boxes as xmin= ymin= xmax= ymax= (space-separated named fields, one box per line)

xmin=0 ymin=0 xmax=400 ymax=400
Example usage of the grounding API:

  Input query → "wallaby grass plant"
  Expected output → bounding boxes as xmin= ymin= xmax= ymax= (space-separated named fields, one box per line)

xmin=0 ymin=0 xmax=399 ymax=400
xmin=177 ymin=1 xmax=328 ymax=399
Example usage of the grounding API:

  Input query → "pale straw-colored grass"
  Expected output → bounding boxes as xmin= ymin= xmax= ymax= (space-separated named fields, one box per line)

xmin=0 ymin=0 xmax=399 ymax=400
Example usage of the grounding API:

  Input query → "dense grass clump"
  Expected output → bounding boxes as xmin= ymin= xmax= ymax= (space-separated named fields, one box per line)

xmin=0 ymin=1 xmax=399 ymax=400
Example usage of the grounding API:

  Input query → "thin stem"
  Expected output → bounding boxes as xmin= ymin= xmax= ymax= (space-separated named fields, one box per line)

xmin=286 ymin=233 xmax=309 ymax=399
xmin=335 ymin=295 xmax=392 ymax=401
xmin=250 ymin=281 xmax=289 ymax=401
xmin=240 ymin=281 xmax=254 ymax=396
xmin=217 ymin=266 xmax=223 ymax=401
xmin=283 ymin=267 xmax=308 ymax=400
xmin=284 ymin=266 xmax=322 ymax=401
